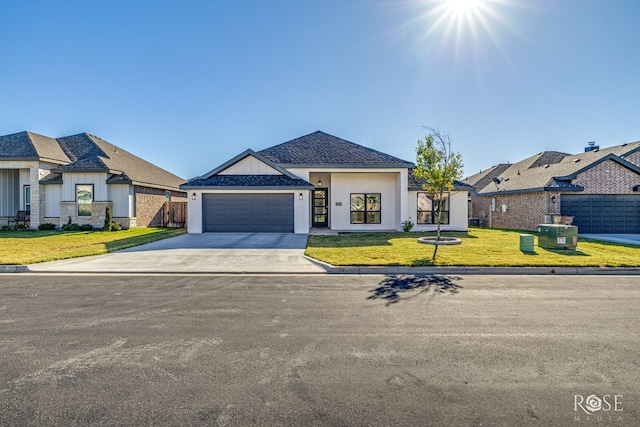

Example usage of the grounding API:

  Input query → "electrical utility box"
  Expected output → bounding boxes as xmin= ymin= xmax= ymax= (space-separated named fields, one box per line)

xmin=537 ymin=224 xmax=578 ymax=250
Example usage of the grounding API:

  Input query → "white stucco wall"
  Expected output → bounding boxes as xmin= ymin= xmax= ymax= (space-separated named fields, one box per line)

xmin=408 ymin=190 xmax=468 ymax=231
xmin=186 ymin=189 xmax=310 ymax=234
xmin=330 ymin=172 xmax=401 ymax=231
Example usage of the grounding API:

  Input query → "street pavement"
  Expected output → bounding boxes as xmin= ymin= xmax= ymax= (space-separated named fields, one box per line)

xmin=0 ymin=273 xmax=638 ymax=426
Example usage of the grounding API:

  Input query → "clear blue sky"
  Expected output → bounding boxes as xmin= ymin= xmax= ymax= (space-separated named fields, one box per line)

xmin=1 ymin=0 xmax=639 ymax=179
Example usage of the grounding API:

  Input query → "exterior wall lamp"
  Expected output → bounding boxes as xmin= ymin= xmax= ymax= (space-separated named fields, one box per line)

xmin=299 ymin=193 xmax=303 ymax=201
xmin=317 ymin=179 xmax=322 ymax=186
xmin=551 ymin=196 xmax=557 ymax=203
xmin=192 ymin=193 xmax=196 ymax=200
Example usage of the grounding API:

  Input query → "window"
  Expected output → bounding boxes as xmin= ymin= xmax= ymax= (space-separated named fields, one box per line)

xmin=417 ymin=192 xmax=450 ymax=224
xmin=350 ymin=193 xmax=381 ymax=224
xmin=165 ymin=191 xmax=171 ymax=202
xmin=24 ymin=186 xmax=31 ymax=216
xmin=76 ymin=184 xmax=94 ymax=217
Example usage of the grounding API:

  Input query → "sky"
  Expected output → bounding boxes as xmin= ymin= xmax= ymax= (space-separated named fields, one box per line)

xmin=1 ymin=0 xmax=639 ymax=180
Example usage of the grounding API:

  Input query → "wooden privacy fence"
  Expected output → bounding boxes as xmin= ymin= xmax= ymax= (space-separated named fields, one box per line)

xmin=162 ymin=201 xmax=187 ymax=227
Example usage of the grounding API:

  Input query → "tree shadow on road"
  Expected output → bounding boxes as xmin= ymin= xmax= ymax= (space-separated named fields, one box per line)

xmin=367 ymin=275 xmax=463 ymax=306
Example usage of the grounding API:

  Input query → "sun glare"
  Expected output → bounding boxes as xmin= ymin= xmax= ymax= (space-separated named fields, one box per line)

xmin=445 ymin=0 xmax=484 ymax=15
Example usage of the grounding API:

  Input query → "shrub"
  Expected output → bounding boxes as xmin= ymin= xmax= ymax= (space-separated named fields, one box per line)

xmin=402 ymin=220 xmax=414 ymax=232
xmin=103 ymin=206 xmax=112 ymax=232
xmin=38 ymin=223 xmax=57 ymax=230
xmin=62 ymin=223 xmax=82 ymax=231
xmin=1 ymin=225 xmax=13 ymax=232
xmin=80 ymin=224 xmax=94 ymax=231
xmin=13 ymin=223 xmax=28 ymax=231
xmin=110 ymin=221 xmax=122 ymax=231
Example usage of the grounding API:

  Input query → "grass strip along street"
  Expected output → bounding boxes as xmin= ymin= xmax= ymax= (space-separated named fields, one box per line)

xmin=0 ymin=228 xmax=185 ymax=265
xmin=305 ymin=227 xmax=640 ymax=267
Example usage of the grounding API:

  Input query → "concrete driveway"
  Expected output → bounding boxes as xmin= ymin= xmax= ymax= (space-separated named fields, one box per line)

xmin=29 ymin=233 xmax=328 ymax=274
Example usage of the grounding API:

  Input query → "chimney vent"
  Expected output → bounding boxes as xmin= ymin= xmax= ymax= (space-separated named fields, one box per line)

xmin=585 ymin=141 xmax=599 ymax=152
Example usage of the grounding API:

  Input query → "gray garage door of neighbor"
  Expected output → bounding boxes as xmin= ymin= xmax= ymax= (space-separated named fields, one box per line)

xmin=561 ymin=194 xmax=640 ymax=233
xmin=203 ymin=193 xmax=294 ymax=232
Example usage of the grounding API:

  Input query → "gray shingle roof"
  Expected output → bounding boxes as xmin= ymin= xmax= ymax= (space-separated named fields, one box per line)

xmin=475 ymin=141 xmax=640 ymax=195
xmin=258 ymin=131 xmax=415 ymax=168
xmin=408 ymin=169 xmax=472 ymax=191
xmin=1 ymin=131 xmax=185 ymax=190
xmin=54 ymin=133 xmax=185 ymax=190
xmin=0 ymin=131 xmax=71 ymax=163
xmin=183 ymin=175 xmax=313 ymax=189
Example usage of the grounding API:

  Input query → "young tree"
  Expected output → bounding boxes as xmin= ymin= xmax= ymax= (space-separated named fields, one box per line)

xmin=413 ymin=127 xmax=464 ymax=241
xmin=103 ymin=206 xmax=112 ymax=232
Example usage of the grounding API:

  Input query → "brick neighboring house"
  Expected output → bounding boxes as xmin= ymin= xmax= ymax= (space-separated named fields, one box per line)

xmin=464 ymin=141 xmax=640 ymax=233
xmin=0 ymin=131 xmax=186 ymax=229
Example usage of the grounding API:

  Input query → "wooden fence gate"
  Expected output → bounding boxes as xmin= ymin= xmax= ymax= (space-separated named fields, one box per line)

xmin=162 ymin=201 xmax=187 ymax=227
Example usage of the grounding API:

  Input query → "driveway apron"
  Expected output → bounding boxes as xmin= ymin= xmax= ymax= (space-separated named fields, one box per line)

xmin=28 ymin=233 xmax=327 ymax=274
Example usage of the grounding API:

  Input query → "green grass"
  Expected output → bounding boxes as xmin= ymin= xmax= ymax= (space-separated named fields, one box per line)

xmin=0 ymin=227 xmax=186 ymax=265
xmin=305 ymin=227 xmax=640 ymax=267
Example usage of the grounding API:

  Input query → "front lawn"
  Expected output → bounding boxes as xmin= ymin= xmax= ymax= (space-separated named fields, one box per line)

xmin=0 ymin=228 xmax=185 ymax=265
xmin=305 ymin=228 xmax=640 ymax=267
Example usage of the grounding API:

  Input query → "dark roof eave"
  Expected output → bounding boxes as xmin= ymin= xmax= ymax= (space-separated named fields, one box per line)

xmin=408 ymin=186 xmax=471 ymax=192
xmin=40 ymin=179 xmax=63 ymax=185
xmin=278 ymin=163 xmax=415 ymax=169
xmin=130 ymin=181 xmax=185 ymax=192
xmin=180 ymin=185 xmax=315 ymax=191
xmin=479 ymin=186 xmax=585 ymax=196
xmin=51 ymin=167 xmax=115 ymax=174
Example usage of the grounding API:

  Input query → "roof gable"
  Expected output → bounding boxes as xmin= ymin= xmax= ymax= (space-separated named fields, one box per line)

xmin=258 ymin=131 xmax=414 ymax=168
xmin=0 ymin=131 xmax=70 ymax=163
xmin=200 ymin=149 xmax=293 ymax=179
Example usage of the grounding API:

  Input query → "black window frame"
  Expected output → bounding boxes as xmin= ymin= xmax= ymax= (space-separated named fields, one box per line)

xmin=23 ymin=185 xmax=31 ymax=216
xmin=417 ymin=192 xmax=450 ymax=225
xmin=76 ymin=184 xmax=94 ymax=217
xmin=350 ymin=193 xmax=381 ymax=224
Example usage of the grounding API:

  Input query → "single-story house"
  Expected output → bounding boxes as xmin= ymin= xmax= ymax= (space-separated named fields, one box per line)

xmin=464 ymin=141 xmax=640 ymax=233
xmin=181 ymin=131 xmax=471 ymax=234
xmin=0 ymin=131 xmax=186 ymax=229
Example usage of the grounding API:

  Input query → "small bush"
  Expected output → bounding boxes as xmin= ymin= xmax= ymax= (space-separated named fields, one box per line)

xmin=38 ymin=223 xmax=57 ymax=230
xmin=1 ymin=225 xmax=13 ymax=232
xmin=62 ymin=223 xmax=82 ymax=231
xmin=79 ymin=224 xmax=94 ymax=231
xmin=13 ymin=223 xmax=28 ymax=231
xmin=402 ymin=220 xmax=414 ymax=232
xmin=103 ymin=206 xmax=112 ymax=232
xmin=110 ymin=222 xmax=122 ymax=231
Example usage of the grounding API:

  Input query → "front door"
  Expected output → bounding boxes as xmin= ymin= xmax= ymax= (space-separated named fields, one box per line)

xmin=313 ymin=188 xmax=328 ymax=227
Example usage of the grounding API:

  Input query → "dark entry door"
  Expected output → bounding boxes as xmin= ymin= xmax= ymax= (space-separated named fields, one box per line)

xmin=313 ymin=189 xmax=328 ymax=227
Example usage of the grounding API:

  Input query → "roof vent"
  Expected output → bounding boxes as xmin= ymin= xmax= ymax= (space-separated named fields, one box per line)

xmin=544 ymin=164 xmax=550 ymax=168
xmin=585 ymin=141 xmax=600 ymax=152
xmin=574 ymin=159 xmax=581 ymax=163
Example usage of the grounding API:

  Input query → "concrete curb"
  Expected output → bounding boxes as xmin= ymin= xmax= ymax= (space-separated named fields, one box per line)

xmin=0 ymin=265 xmax=30 ymax=273
xmin=326 ymin=266 xmax=640 ymax=275
xmin=8 ymin=264 xmax=640 ymax=275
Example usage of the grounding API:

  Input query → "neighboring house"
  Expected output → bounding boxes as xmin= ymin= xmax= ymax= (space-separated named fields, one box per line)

xmin=181 ymin=131 xmax=470 ymax=234
xmin=464 ymin=141 xmax=640 ymax=233
xmin=0 ymin=131 xmax=186 ymax=229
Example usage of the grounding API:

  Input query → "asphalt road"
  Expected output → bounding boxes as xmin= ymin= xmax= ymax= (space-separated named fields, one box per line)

xmin=0 ymin=274 xmax=638 ymax=426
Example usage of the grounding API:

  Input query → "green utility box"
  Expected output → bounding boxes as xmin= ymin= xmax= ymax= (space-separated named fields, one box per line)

xmin=519 ymin=234 xmax=535 ymax=252
xmin=537 ymin=224 xmax=578 ymax=250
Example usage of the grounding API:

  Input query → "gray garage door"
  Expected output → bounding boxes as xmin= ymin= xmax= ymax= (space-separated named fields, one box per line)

xmin=561 ymin=194 xmax=640 ymax=233
xmin=203 ymin=193 xmax=294 ymax=232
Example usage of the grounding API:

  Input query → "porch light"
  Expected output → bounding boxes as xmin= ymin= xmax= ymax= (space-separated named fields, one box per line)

xmin=192 ymin=193 xmax=196 ymax=200
xmin=299 ymin=193 xmax=303 ymax=201
xmin=317 ymin=179 xmax=322 ymax=186
xmin=551 ymin=196 xmax=557 ymax=203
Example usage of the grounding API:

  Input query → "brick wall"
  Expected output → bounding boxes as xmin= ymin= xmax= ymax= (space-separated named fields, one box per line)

xmin=134 ymin=186 xmax=187 ymax=227
xmin=573 ymin=159 xmax=640 ymax=194
xmin=473 ymin=192 xmax=560 ymax=231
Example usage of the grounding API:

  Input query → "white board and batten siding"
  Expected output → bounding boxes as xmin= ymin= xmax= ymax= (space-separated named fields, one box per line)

xmin=44 ymin=184 xmax=62 ymax=217
xmin=61 ymin=173 xmax=108 ymax=202
xmin=218 ymin=156 xmax=281 ymax=175
xmin=107 ymin=184 xmax=134 ymax=217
